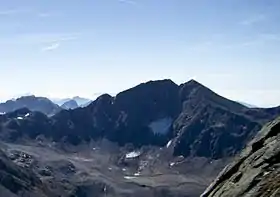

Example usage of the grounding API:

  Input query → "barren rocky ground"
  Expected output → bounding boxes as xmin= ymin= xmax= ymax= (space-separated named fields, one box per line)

xmin=0 ymin=140 xmax=228 ymax=197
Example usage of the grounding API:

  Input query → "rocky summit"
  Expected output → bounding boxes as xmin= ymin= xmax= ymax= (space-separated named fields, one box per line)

xmin=201 ymin=117 xmax=280 ymax=197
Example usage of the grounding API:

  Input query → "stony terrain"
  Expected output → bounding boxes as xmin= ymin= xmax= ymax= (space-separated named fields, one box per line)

xmin=0 ymin=140 xmax=229 ymax=197
xmin=201 ymin=117 xmax=280 ymax=197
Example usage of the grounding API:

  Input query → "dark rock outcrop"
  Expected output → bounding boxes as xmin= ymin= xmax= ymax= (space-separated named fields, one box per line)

xmin=201 ymin=117 xmax=280 ymax=197
xmin=0 ymin=149 xmax=55 ymax=197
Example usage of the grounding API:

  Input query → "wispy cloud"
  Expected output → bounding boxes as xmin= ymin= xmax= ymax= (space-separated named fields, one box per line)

xmin=240 ymin=14 xmax=266 ymax=25
xmin=42 ymin=43 xmax=60 ymax=51
xmin=0 ymin=8 xmax=54 ymax=18
xmin=16 ymin=33 xmax=79 ymax=44
xmin=38 ymin=13 xmax=52 ymax=18
xmin=0 ymin=9 xmax=28 ymax=16
xmin=118 ymin=0 xmax=137 ymax=5
xmin=187 ymin=32 xmax=280 ymax=53
xmin=39 ymin=33 xmax=79 ymax=52
xmin=0 ymin=32 xmax=80 ymax=50
xmin=258 ymin=33 xmax=280 ymax=41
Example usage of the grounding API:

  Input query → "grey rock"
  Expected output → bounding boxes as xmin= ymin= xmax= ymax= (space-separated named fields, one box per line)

xmin=201 ymin=117 xmax=280 ymax=197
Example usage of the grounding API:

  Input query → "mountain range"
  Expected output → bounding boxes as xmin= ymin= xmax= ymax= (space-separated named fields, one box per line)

xmin=0 ymin=79 xmax=279 ymax=197
xmin=0 ymin=79 xmax=279 ymax=159
xmin=0 ymin=96 xmax=61 ymax=116
xmin=52 ymin=96 xmax=91 ymax=107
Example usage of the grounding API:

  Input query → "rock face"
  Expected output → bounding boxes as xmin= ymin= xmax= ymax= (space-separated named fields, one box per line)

xmin=0 ymin=79 xmax=279 ymax=159
xmin=0 ymin=149 xmax=54 ymax=197
xmin=201 ymin=117 xmax=280 ymax=197
xmin=0 ymin=96 xmax=61 ymax=116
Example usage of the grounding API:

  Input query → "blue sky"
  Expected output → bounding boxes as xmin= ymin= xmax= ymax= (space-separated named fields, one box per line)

xmin=0 ymin=0 xmax=279 ymax=107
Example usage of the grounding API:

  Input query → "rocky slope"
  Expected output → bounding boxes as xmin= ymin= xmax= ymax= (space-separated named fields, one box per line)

xmin=0 ymin=80 xmax=279 ymax=159
xmin=0 ymin=148 xmax=56 ymax=197
xmin=0 ymin=96 xmax=61 ymax=116
xmin=201 ymin=117 xmax=280 ymax=197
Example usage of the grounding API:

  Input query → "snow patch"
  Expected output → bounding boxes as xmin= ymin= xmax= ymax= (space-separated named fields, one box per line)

xmin=16 ymin=117 xmax=23 ymax=120
xmin=0 ymin=112 xmax=5 ymax=115
xmin=169 ymin=162 xmax=176 ymax=167
xmin=149 ymin=117 xmax=172 ymax=135
xmin=134 ymin=172 xmax=141 ymax=176
xmin=24 ymin=113 xmax=30 ymax=117
xmin=125 ymin=151 xmax=141 ymax=159
xmin=166 ymin=140 xmax=172 ymax=148
xmin=124 ymin=176 xmax=136 ymax=180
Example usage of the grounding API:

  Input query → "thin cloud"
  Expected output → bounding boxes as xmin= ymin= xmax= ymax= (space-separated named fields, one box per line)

xmin=259 ymin=33 xmax=280 ymax=41
xmin=0 ymin=8 xmax=54 ymax=18
xmin=40 ymin=34 xmax=78 ymax=51
xmin=38 ymin=13 xmax=52 ymax=18
xmin=0 ymin=9 xmax=28 ymax=16
xmin=11 ymin=33 xmax=79 ymax=44
xmin=42 ymin=43 xmax=60 ymax=51
xmin=240 ymin=14 xmax=266 ymax=25
xmin=118 ymin=0 xmax=137 ymax=5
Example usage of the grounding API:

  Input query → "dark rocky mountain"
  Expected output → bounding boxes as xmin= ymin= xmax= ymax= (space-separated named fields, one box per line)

xmin=201 ymin=117 xmax=280 ymax=197
xmin=0 ymin=96 xmax=61 ymax=116
xmin=61 ymin=100 xmax=79 ymax=110
xmin=0 ymin=79 xmax=279 ymax=159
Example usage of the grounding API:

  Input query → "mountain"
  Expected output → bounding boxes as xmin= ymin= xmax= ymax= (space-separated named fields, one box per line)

xmin=0 ymin=96 xmax=61 ymax=116
xmin=61 ymin=100 xmax=79 ymax=110
xmin=72 ymin=96 xmax=92 ymax=106
xmin=0 ymin=79 xmax=279 ymax=160
xmin=201 ymin=117 xmax=280 ymax=197
xmin=53 ymin=97 xmax=91 ymax=107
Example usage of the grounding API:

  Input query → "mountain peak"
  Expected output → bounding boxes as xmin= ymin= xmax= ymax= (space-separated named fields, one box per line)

xmin=61 ymin=99 xmax=79 ymax=110
xmin=181 ymin=79 xmax=207 ymax=89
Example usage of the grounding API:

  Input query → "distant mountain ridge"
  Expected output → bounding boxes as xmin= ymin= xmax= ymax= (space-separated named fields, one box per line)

xmin=0 ymin=79 xmax=279 ymax=160
xmin=52 ymin=96 xmax=91 ymax=107
xmin=0 ymin=96 xmax=61 ymax=116
xmin=61 ymin=100 xmax=79 ymax=110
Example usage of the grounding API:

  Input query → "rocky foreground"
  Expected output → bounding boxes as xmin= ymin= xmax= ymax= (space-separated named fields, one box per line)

xmin=201 ymin=117 xmax=280 ymax=197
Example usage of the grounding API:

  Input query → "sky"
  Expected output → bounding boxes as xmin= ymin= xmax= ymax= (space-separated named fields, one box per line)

xmin=0 ymin=0 xmax=280 ymax=107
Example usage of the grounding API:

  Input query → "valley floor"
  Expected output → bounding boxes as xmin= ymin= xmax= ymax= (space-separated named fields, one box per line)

xmin=0 ymin=140 xmax=229 ymax=197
